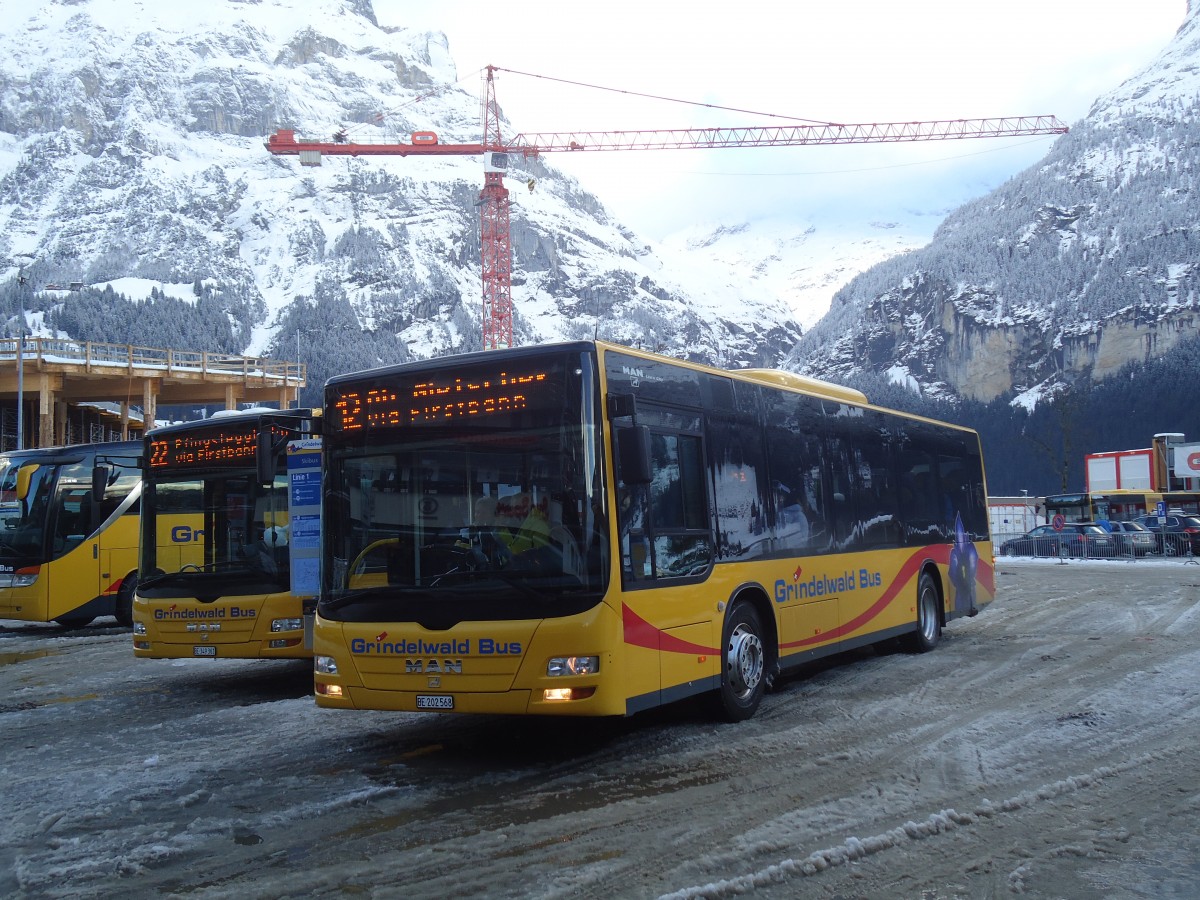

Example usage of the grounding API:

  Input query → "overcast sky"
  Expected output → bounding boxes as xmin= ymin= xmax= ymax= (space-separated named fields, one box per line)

xmin=371 ymin=1 xmax=1186 ymax=239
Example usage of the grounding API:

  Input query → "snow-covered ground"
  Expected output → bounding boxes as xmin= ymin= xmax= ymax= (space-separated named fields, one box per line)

xmin=2 ymin=559 xmax=1199 ymax=897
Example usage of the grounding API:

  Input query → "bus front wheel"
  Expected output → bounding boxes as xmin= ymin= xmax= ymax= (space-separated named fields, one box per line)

xmin=906 ymin=571 xmax=942 ymax=653
xmin=714 ymin=602 xmax=766 ymax=722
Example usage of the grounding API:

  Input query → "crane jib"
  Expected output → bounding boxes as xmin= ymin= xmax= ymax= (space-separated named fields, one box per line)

xmin=263 ymin=69 xmax=1068 ymax=351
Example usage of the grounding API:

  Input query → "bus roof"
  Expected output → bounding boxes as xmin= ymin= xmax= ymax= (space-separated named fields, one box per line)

xmin=323 ymin=340 xmax=874 ymax=409
xmin=732 ymin=368 xmax=868 ymax=405
xmin=144 ymin=407 xmax=318 ymax=440
xmin=0 ymin=439 xmax=140 ymax=463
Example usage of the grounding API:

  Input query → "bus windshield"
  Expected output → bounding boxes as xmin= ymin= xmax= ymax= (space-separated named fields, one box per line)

xmin=0 ymin=458 xmax=58 ymax=560
xmin=321 ymin=349 xmax=608 ymax=626
xmin=139 ymin=470 xmax=291 ymax=598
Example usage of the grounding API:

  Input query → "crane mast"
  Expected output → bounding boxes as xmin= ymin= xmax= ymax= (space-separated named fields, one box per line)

xmin=265 ymin=66 xmax=1068 ymax=350
xmin=479 ymin=68 xmax=514 ymax=350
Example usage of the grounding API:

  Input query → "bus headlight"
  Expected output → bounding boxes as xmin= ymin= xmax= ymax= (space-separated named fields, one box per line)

xmin=314 ymin=655 xmax=339 ymax=675
xmin=271 ymin=618 xmax=302 ymax=632
xmin=547 ymin=656 xmax=599 ymax=677
xmin=0 ymin=569 xmax=39 ymax=588
xmin=133 ymin=622 xmax=147 ymax=635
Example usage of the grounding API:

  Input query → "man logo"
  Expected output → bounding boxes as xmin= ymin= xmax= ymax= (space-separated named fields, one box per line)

xmin=406 ymin=659 xmax=463 ymax=675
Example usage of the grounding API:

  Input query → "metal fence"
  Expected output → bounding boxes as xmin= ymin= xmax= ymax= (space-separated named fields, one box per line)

xmin=0 ymin=337 xmax=302 ymax=385
xmin=992 ymin=529 xmax=1199 ymax=561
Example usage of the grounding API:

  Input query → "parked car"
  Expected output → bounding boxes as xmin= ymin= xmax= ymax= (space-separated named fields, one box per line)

xmin=1106 ymin=520 xmax=1156 ymax=557
xmin=1133 ymin=514 xmax=1200 ymax=556
xmin=1000 ymin=523 xmax=1113 ymax=558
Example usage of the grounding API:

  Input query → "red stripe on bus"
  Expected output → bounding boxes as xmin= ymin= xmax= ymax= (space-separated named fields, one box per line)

xmin=624 ymin=545 xmax=995 ymax=656
xmin=621 ymin=603 xmax=719 ymax=655
xmin=780 ymin=549 xmax=929 ymax=650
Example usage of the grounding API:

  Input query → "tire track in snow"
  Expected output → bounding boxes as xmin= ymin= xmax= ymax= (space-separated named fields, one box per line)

xmin=659 ymin=746 xmax=1185 ymax=899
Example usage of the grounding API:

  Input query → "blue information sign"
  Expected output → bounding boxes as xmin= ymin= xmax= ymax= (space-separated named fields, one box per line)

xmin=287 ymin=438 xmax=322 ymax=599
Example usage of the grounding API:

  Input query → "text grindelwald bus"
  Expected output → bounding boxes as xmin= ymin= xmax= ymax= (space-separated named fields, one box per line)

xmin=0 ymin=441 xmax=143 ymax=627
xmin=312 ymin=341 xmax=995 ymax=721
xmin=133 ymin=408 xmax=320 ymax=659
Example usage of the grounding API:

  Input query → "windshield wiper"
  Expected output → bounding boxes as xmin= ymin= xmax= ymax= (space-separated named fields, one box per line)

xmin=179 ymin=561 xmax=255 ymax=574
xmin=136 ymin=570 xmax=177 ymax=589
xmin=425 ymin=566 xmax=562 ymax=602
xmin=322 ymin=585 xmax=409 ymax=612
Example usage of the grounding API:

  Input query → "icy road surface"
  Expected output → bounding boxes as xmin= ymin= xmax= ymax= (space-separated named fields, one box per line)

xmin=2 ymin=560 xmax=1199 ymax=898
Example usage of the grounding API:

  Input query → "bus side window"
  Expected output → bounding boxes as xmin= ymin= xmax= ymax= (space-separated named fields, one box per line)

xmin=647 ymin=431 xmax=712 ymax=579
xmin=53 ymin=487 xmax=94 ymax=554
xmin=96 ymin=458 xmax=141 ymax=523
xmin=708 ymin=413 xmax=770 ymax=560
xmin=825 ymin=436 xmax=857 ymax=549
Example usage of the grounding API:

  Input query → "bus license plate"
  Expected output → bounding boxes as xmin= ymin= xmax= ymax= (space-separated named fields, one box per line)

xmin=416 ymin=695 xmax=454 ymax=710
xmin=193 ymin=645 xmax=217 ymax=657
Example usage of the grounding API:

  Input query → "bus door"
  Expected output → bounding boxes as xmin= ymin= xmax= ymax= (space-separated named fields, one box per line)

xmin=616 ymin=406 xmax=713 ymax=584
xmin=614 ymin=405 xmax=715 ymax=691
xmin=44 ymin=461 xmax=103 ymax=609
xmin=89 ymin=456 xmax=141 ymax=602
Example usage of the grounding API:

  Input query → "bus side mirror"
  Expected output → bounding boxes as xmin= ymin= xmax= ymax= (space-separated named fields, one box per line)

xmin=607 ymin=393 xmax=636 ymax=420
xmin=15 ymin=464 xmax=36 ymax=502
xmin=256 ymin=430 xmax=276 ymax=485
xmin=91 ymin=465 xmax=109 ymax=503
xmin=616 ymin=425 xmax=652 ymax=485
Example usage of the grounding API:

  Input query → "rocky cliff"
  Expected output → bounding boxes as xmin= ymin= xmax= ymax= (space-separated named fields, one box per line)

xmin=787 ymin=5 xmax=1200 ymax=404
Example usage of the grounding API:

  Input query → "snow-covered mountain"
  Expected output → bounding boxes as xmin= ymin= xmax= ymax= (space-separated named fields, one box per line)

xmin=788 ymin=1 xmax=1200 ymax=405
xmin=660 ymin=215 xmax=934 ymax=333
xmin=0 ymin=0 xmax=940 ymax=406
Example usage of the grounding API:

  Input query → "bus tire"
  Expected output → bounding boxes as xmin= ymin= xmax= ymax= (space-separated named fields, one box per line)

xmin=714 ymin=602 xmax=766 ymax=722
xmin=114 ymin=572 xmax=136 ymax=628
xmin=906 ymin=571 xmax=941 ymax=653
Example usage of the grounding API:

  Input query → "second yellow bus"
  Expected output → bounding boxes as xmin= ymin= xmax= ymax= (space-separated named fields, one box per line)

xmin=133 ymin=408 xmax=320 ymax=659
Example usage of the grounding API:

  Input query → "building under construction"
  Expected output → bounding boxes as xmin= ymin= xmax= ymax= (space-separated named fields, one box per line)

xmin=0 ymin=336 xmax=303 ymax=450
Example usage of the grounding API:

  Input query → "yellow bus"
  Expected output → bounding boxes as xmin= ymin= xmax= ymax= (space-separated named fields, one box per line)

xmin=132 ymin=408 xmax=321 ymax=659
xmin=0 ymin=440 xmax=143 ymax=627
xmin=312 ymin=341 xmax=995 ymax=721
xmin=1044 ymin=490 xmax=1200 ymax=523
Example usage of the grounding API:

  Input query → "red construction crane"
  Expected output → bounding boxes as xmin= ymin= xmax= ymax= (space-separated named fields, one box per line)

xmin=266 ymin=65 xmax=1068 ymax=350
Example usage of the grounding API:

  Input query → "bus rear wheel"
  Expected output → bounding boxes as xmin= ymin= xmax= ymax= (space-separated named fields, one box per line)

xmin=714 ymin=602 xmax=766 ymax=722
xmin=906 ymin=571 xmax=941 ymax=653
xmin=114 ymin=572 xmax=137 ymax=628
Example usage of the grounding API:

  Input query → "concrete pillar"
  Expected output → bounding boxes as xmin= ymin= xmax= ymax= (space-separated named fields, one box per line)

xmin=142 ymin=378 xmax=158 ymax=430
xmin=38 ymin=374 xmax=54 ymax=448
xmin=54 ymin=399 xmax=67 ymax=446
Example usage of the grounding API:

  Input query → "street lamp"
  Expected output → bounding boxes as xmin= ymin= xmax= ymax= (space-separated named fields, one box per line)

xmin=15 ymin=272 xmax=28 ymax=450
xmin=295 ymin=326 xmax=312 ymax=410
